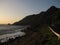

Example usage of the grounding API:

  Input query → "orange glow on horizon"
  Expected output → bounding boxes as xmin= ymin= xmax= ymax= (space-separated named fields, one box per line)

xmin=0 ymin=18 xmax=21 ymax=24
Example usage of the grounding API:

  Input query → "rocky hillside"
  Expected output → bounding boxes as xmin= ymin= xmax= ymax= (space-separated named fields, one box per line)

xmin=13 ymin=6 xmax=60 ymax=26
xmin=13 ymin=6 xmax=60 ymax=34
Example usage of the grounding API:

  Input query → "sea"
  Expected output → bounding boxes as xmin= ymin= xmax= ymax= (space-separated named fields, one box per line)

xmin=0 ymin=24 xmax=26 ymax=43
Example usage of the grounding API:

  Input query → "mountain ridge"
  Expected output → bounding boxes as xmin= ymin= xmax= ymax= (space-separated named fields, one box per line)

xmin=13 ymin=6 xmax=60 ymax=30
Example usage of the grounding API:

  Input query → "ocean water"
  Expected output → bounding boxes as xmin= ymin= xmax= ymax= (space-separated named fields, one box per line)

xmin=0 ymin=25 xmax=26 ymax=43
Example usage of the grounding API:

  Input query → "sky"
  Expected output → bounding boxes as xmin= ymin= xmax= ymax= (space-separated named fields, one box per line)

xmin=0 ymin=0 xmax=60 ymax=24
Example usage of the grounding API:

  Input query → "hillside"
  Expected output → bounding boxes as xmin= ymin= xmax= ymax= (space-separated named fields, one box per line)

xmin=13 ymin=6 xmax=60 ymax=25
xmin=1 ymin=25 xmax=60 ymax=45
xmin=13 ymin=6 xmax=60 ymax=34
xmin=18 ymin=25 xmax=60 ymax=45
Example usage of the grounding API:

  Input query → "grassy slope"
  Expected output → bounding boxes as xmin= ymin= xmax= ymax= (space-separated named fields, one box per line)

xmin=40 ymin=26 xmax=59 ymax=45
xmin=1 ymin=25 xmax=60 ymax=45
xmin=17 ymin=25 xmax=60 ymax=45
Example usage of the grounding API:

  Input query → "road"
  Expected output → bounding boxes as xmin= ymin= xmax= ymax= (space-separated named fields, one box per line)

xmin=48 ymin=26 xmax=60 ymax=39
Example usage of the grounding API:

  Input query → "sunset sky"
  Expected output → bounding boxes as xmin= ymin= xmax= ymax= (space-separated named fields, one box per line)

xmin=0 ymin=0 xmax=60 ymax=24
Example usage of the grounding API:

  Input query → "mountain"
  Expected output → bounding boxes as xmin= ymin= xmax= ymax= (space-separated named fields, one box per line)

xmin=13 ymin=6 xmax=60 ymax=25
xmin=13 ymin=6 xmax=60 ymax=33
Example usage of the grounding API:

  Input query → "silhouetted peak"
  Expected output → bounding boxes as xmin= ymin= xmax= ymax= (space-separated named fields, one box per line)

xmin=47 ymin=6 xmax=58 ymax=13
xmin=49 ymin=6 xmax=57 ymax=10
xmin=50 ymin=6 xmax=56 ymax=9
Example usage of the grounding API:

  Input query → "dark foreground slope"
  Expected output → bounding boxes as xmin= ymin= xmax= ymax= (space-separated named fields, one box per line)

xmin=1 ymin=6 xmax=60 ymax=45
xmin=1 ymin=25 xmax=60 ymax=45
